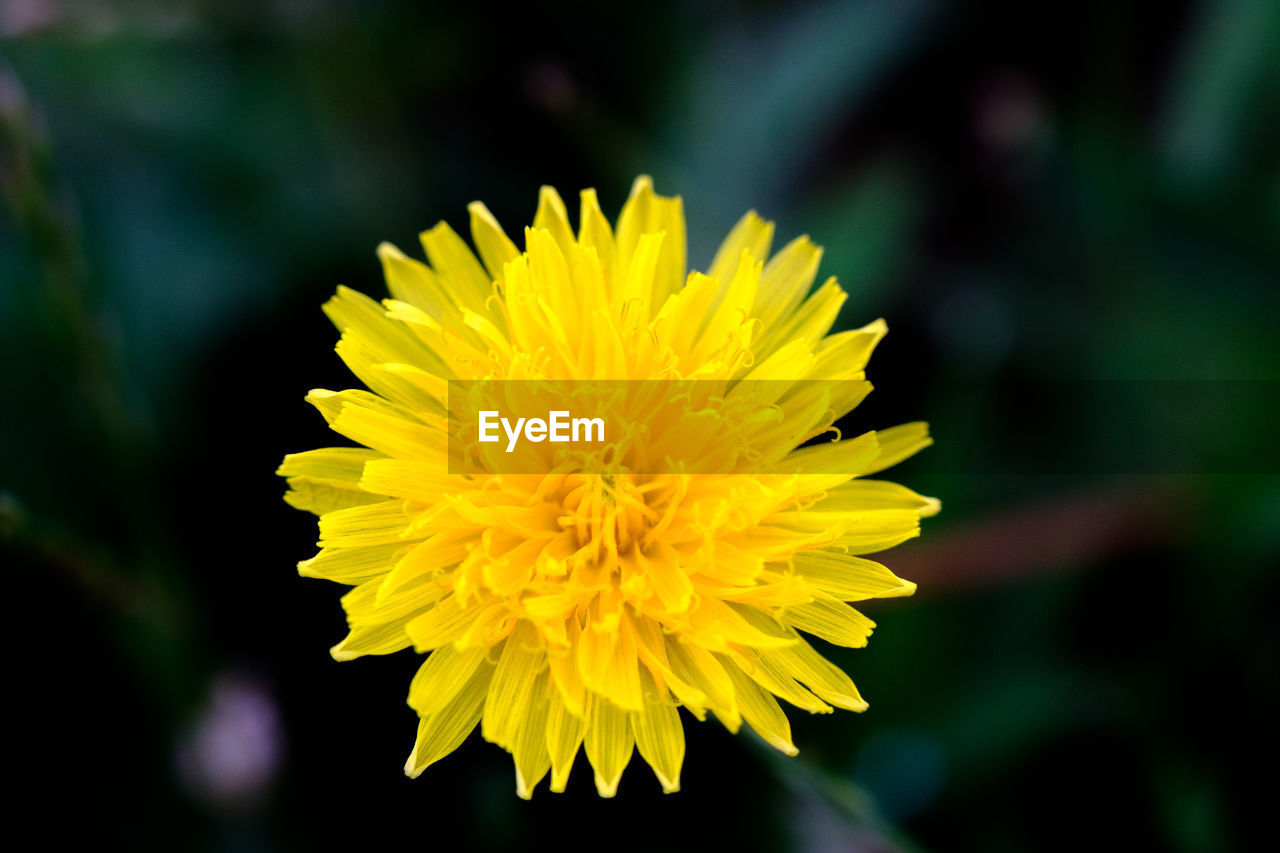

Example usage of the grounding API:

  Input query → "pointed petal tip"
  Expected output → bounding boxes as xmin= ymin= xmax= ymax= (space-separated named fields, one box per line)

xmin=537 ymin=185 xmax=566 ymax=206
xmin=515 ymin=775 xmax=535 ymax=800
xmin=832 ymin=696 xmax=870 ymax=713
xmin=417 ymin=221 xmax=454 ymax=248
xmin=594 ymin=772 xmax=621 ymax=798
xmin=329 ymin=642 xmax=357 ymax=662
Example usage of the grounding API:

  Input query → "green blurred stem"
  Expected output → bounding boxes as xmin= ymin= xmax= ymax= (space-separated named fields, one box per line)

xmin=747 ymin=734 xmax=925 ymax=853
xmin=0 ymin=63 xmax=139 ymax=450
xmin=0 ymin=66 xmax=201 ymax=714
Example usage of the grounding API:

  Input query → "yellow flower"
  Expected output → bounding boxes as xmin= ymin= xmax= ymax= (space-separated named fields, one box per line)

xmin=277 ymin=177 xmax=937 ymax=798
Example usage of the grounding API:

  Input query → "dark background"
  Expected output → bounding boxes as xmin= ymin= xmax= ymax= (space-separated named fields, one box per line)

xmin=2 ymin=1 xmax=1277 ymax=850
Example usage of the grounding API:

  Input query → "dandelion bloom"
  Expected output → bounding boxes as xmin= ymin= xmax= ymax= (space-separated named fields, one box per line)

xmin=277 ymin=177 xmax=937 ymax=797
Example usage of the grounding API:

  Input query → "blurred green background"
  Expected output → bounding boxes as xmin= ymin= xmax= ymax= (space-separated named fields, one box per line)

xmin=2 ymin=1 xmax=1278 ymax=850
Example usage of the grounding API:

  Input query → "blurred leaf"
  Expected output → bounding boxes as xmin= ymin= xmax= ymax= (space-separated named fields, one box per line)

xmin=659 ymin=0 xmax=936 ymax=259
xmin=795 ymin=161 xmax=922 ymax=321
xmin=1161 ymin=0 xmax=1280 ymax=189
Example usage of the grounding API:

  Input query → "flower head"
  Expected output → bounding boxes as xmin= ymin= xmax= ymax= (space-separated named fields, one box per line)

xmin=277 ymin=177 xmax=937 ymax=797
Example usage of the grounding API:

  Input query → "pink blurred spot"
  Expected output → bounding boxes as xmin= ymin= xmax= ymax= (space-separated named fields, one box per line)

xmin=175 ymin=672 xmax=283 ymax=813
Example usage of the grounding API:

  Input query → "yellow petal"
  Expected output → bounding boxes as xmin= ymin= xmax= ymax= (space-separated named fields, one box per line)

xmin=664 ymin=638 xmax=740 ymax=731
xmin=584 ymin=693 xmax=635 ymax=797
xmin=755 ymin=235 xmax=821 ymax=332
xmin=377 ymin=242 xmax=453 ymax=319
xmin=377 ymin=529 xmax=473 ymax=602
xmin=322 ymin=284 xmax=439 ymax=369
xmin=831 ymin=509 xmax=922 ymax=555
xmin=548 ymin=616 xmax=586 ymax=716
xmin=788 ymin=550 xmax=917 ymax=600
xmin=576 ymin=609 xmax=643 ymax=712
xmin=751 ymin=277 xmax=846 ymax=361
xmin=545 ymin=685 xmax=586 ymax=793
xmin=819 ymin=473 xmax=942 ymax=514
xmin=578 ymin=188 xmax=617 ymax=281
xmin=283 ymin=479 xmax=381 ymax=516
xmin=782 ymin=594 xmax=877 ymax=648
xmin=619 ymin=232 xmax=665 ymax=328
xmin=419 ymin=220 xmax=494 ymax=315
xmin=707 ymin=210 xmax=774 ymax=285
xmin=739 ymin=338 xmax=816 ymax=383
xmin=762 ymin=636 xmax=869 ymax=713
xmin=468 ymin=201 xmax=520 ymax=282
xmin=358 ymin=458 xmax=457 ymax=503
xmin=631 ymin=617 xmax=709 ymax=719
xmin=809 ymin=318 xmax=887 ymax=377
xmin=685 ymin=597 xmax=797 ymax=651
xmin=331 ymin=575 xmax=445 ymax=661
xmin=615 ymin=175 xmax=686 ymax=304
xmin=725 ymin=648 xmax=832 ymax=714
xmin=305 ymin=389 xmax=443 ymax=462
xmin=334 ymin=333 xmax=445 ymax=413
xmin=861 ymin=421 xmax=933 ymax=475
xmin=317 ymin=499 xmax=420 ymax=548
xmin=406 ymin=594 xmax=501 ymax=652
xmin=771 ymin=429 xmax=878 ymax=477
xmin=512 ymin=675 xmax=552 ymax=799
xmin=297 ymin=542 xmax=406 ymax=583
xmin=329 ymin=620 xmax=413 ymax=660
xmin=405 ymin=663 xmax=492 ymax=778
xmin=723 ymin=660 xmax=797 ymax=755
xmin=629 ymin=669 xmax=685 ymax=793
xmin=408 ymin=643 xmax=489 ymax=715
xmin=382 ymin=298 xmax=491 ymax=378
xmin=533 ymin=185 xmax=576 ymax=254
xmin=629 ymin=541 xmax=693 ymax=614
xmin=343 ymin=572 xmax=445 ymax=626
xmin=695 ymin=541 xmax=765 ymax=586
xmin=277 ymin=447 xmax=380 ymax=485
xmin=482 ymin=622 xmax=547 ymax=751
xmin=692 ymin=251 xmax=760 ymax=366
